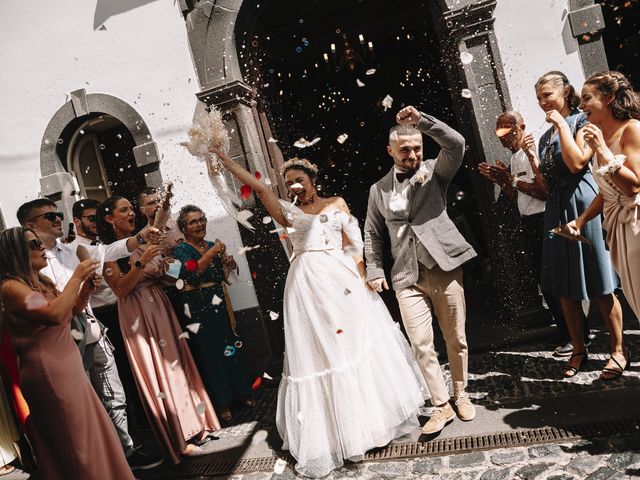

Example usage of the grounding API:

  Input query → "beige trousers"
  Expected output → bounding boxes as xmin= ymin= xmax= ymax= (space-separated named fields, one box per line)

xmin=396 ymin=265 xmax=468 ymax=405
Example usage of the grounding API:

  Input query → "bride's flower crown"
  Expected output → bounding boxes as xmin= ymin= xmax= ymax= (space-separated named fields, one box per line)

xmin=281 ymin=157 xmax=319 ymax=176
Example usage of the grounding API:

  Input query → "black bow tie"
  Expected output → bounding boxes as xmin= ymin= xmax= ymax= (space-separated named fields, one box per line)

xmin=395 ymin=170 xmax=415 ymax=183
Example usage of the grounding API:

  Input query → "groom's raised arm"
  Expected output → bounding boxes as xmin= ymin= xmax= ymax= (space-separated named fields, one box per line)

xmin=416 ymin=112 xmax=465 ymax=187
xmin=364 ymin=185 xmax=386 ymax=282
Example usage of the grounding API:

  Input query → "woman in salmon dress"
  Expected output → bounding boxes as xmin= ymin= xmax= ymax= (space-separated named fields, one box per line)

xmin=0 ymin=227 xmax=134 ymax=480
xmin=98 ymin=196 xmax=219 ymax=464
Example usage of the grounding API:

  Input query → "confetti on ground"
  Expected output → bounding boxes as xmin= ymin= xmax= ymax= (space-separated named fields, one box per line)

xmin=240 ymin=184 xmax=252 ymax=200
xmin=262 ymin=216 xmax=272 ymax=224
xmin=185 ymin=260 xmax=198 ymax=272
xmin=460 ymin=51 xmax=474 ymax=64
xmin=196 ymin=402 xmax=206 ymax=416
xmin=70 ymin=329 xmax=83 ymax=341
xmin=184 ymin=304 xmax=191 ymax=318
xmin=179 ymin=331 xmax=190 ymax=339
xmin=25 ymin=292 xmax=47 ymax=310
xmin=157 ymin=392 xmax=167 ymax=399
xmin=263 ymin=372 xmax=273 ymax=380
xmin=382 ymin=94 xmax=393 ymax=111
xmin=268 ymin=310 xmax=280 ymax=320
xmin=356 ymin=78 xmax=365 ymax=87
xmin=366 ymin=68 xmax=377 ymax=75
xmin=252 ymin=376 xmax=262 ymax=391
xmin=237 ymin=245 xmax=261 ymax=255
xmin=336 ymin=329 xmax=344 ymax=334
xmin=337 ymin=133 xmax=349 ymax=144
xmin=131 ymin=317 xmax=140 ymax=332
xmin=461 ymin=88 xmax=472 ymax=98
xmin=211 ymin=294 xmax=223 ymax=305
xmin=186 ymin=322 xmax=201 ymax=334
xmin=274 ymin=459 xmax=287 ymax=474
xmin=170 ymin=359 xmax=179 ymax=370
xmin=176 ymin=279 xmax=185 ymax=290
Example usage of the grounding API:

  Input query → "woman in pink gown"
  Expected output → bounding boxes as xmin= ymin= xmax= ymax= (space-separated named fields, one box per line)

xmin=97 ymin=196 xmax=219 ymax=464
xmin=0 ymin=227 xmax=134 ymax=480
xmin=569 ymin=70 xmax=640 ymax=378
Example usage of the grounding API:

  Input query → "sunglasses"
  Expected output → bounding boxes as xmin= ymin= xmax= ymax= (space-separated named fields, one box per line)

xmin=28 ymin=211 xmax=64 ymax=222
xmin=81 ymin=214 xmax=97 ymax=222
xmin=27 ymin=238 xmax=44 ymax=251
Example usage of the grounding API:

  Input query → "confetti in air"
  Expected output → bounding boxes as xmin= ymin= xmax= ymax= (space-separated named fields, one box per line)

xmin=268 ymin=310 xmax=280 ymax=320
xmin=237 ymin=245 xmax=261 ymax=255
xmin=176 ymin=279 xmax=185 ymax=290
xmin=252 ymin=376 xmax=262 ymax=391
xmin=70 ymin=329 xmax=83 ymax=341
xmin=211 ymin=294 xmax=223 ymax=306
xmin=293 ymin=137 xmax=321 ymax=148
xmin=356 ymin=78 xmax=365 ymax=87
xmin=25 ymin=292 xmax=47 ymax=310
xmin=262 ymin=216 xmax=272 ymax=224
xmin=184 ymin=304 xmax=191 ymax=318
xmin=240 ymin=184 xmax=252 ymax=200
xmin=460 ymin=51 xmax=474 ymax=64
xmin=170 ymin=359 xmax=179 ymax=370
xmin=495 ymin=127 xmax=512 ymax=138
xmin=263 ymin=372 xmax=274 ymax=380
xmin=461 ymin=89 xmax=472 ymax=98
xmin=186 ymin=323 xmax=201 ymax=334
xmin=178 ymin=331 xmax=191 ymax=340
xmin=382 ymin=94 xmax=393 ymax=111
xmin=267 ymin=137 xmax=278 ymax=143
xmin=131 ymin=317 xmax=140 ymax=332
xmin=337 ymin=133 xmax=349 ymax=144
xmin=366 ymin=68 xmax=377 ymax=75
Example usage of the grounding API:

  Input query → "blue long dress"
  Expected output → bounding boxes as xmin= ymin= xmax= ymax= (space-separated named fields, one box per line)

xmin=539 ymin=108 xmax=617 ymax=300
xmin=174 ymin=241 xmax=252 ymax=406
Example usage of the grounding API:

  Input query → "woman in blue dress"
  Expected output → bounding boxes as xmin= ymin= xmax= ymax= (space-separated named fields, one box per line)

xmin=173 ymin=205 xmax=254 ymax=421
xmin=534 ymin=71 xmax=623 ymax=378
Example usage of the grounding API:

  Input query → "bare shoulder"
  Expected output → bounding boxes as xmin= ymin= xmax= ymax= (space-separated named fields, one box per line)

xmin=327 ymin=196 xmax=350 ymax=214
xmin=621 ymin=119 xmax=640 ymax=143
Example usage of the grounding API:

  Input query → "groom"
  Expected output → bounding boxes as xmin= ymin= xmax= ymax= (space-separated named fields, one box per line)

xmin=364 ymin=106 xmax=476 ymax=435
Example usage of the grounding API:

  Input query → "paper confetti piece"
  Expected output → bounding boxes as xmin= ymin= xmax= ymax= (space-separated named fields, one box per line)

xmin=274 ymin=459 xmax=287 ymax=474
xmin=252 ymin=376 xmax=262 ymax=391
xmin=356 ymin=78 xmax=365 ymax=87
xmin=211 ymin=294 xmax=223 ymax=306
xmin=461 ymin=88 xmax=472 ymax=98
xmin=186 ymin=322 xmax=201 ymax=334
xmin=382 ymin=94 xmax=394 ymax=111
xmin=262 ymin=216 xmax=272 ymax=224
xmin=269 ymin=310 xmax=280 ymax=320
xmin=366 ymin=68 xmax=377 ymax=75
xmin=293 ymin=137 xmax=321 ymax=148
xmin=184 ymin=304 xmax=191 ymax=318
xmin=255 ymin=171 xmax=262 ymax=180
xmin=131 ymin=317 xmax=140 ymax=332
xmin=237 ymin=245 xmax=261 ymax=255
xmin=25 ymin=292 xmax=47 ymax=310
xmin=495 ymin=127 xmax=512 ymax=138
xmin=176 ymin=279 xmax=185 ymax=290
xmin=240 ymin=184 xmax=252 ymax=200
xmin=263 ymin=372 xmax=274 ymax=380
xmin=460 ymin=52 xmax=474 ymax=64
xmin=237 ymin=210 xmax=254 ymax=225
xmin=289 ymin=182 xmax=303 ymax=190
xmin=170 ymin=359 xmax=179 ymax=370
xmin=70 ymin=329 xmax=83 ymax=341
xmin=179 ymin=331 xmax=190 ymax=340
xmin=267 ymin=137 xmax=278 ymax=143
xmin=337 ymin=133 xmax=349 ymax=144
xmin=157 ymin=392 xmax=166 ymax=399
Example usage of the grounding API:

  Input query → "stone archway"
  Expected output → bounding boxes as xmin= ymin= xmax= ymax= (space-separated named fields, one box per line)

xmin=39 ymin=89 xmax=162 ymax=218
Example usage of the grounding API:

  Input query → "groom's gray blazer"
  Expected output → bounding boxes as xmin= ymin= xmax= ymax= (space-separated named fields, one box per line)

xmin=364 ymin=113 xmax=477 ymax=290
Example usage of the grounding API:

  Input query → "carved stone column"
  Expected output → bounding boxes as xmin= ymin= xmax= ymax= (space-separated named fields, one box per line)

xmin=431 ymin=0 xmax=550 ymax=326
xmin=568 ymin=0 xmax=608 ymax=77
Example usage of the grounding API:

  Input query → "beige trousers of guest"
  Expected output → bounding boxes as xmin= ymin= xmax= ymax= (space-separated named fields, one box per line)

xmin=396 ymin=265 xmax=468 ymax=406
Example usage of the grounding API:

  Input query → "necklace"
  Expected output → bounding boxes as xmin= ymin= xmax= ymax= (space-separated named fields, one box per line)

xmin=187 ymin=239 xmax=208 ymax=252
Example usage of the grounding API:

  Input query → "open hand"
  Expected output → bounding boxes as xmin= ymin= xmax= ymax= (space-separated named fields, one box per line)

xmin=521 ymin=133 xmax=537 ymax=160
xmin=478 ymin=162 xmax=498 ymax=184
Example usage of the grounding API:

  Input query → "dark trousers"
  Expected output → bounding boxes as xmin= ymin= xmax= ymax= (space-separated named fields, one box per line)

xmin=521 ymin=213 xmax=587 ymax=342
xmin=92 ymin=303 xmax=147 ymax=431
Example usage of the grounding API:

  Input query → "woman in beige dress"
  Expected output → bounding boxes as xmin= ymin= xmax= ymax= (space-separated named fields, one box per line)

xmin=97 ymin=196 xmax=219 ymax=464
xmin=0 ymin=227 xmax=134 ymax=480
xmin=569 ymin=70 xmax=640 ymax=378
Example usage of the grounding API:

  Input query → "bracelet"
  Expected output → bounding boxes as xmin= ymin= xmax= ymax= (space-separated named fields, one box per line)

xmin=595 ymin=154 xmax=626 ymax=177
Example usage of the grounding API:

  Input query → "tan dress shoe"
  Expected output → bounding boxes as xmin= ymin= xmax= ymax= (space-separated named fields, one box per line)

xmin=453 ymin=391 xmax=476 ymax=421
xmin=421 ymin=402 xmax=455 ymax=434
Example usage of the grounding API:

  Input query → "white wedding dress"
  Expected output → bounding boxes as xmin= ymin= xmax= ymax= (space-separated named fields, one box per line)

xmin=276 ymin=201 xmax=429 ymax=478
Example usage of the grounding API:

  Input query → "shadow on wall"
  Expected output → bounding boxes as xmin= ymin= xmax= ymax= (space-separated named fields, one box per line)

xmin=0 ymin=206 xmax=4 ymax=231
xmin=94 ymin=0 xmax=160 ymax=30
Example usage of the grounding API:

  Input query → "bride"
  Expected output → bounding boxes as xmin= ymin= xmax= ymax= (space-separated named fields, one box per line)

xmin=213 ymin=149 xmax=428 ymax=478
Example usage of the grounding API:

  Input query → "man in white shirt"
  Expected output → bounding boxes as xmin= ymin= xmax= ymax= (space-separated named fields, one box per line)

xmin=478 ymin=111 xmax=571 ymax=354
xmin=17 ymin=198 xmax=163 ymax=471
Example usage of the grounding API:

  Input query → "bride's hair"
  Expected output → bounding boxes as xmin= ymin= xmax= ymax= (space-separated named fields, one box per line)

xmin=281 ymin=157 xmax=319 ymax=181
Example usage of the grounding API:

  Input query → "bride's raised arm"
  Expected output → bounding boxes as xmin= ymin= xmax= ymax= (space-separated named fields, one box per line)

xmin=212 ymin=148 xmax=291 ymax=228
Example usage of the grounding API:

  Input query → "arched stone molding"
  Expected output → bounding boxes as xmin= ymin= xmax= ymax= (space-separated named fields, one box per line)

xmin=39 ymin=89 xmax=162 ymax=217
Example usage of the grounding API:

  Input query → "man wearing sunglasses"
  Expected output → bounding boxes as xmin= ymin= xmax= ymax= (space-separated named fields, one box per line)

xmin=16 ymin=198 xmax=163 ymax=471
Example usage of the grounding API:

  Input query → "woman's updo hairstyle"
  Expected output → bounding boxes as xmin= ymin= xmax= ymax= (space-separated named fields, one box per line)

xmin=535 ymin=71 xmax=581 ymax=110
xmin=281 ymin=158 xmax=319 ymax=183
xmin=584 ymin=70 xmax=640 ymax=121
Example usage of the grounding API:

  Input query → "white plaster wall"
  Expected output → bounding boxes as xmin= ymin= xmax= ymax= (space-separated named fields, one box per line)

xmin=0 ymin=0 xmax=258 ymax=308
xmin=494 ymin=0 xmax=586 ymax=139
